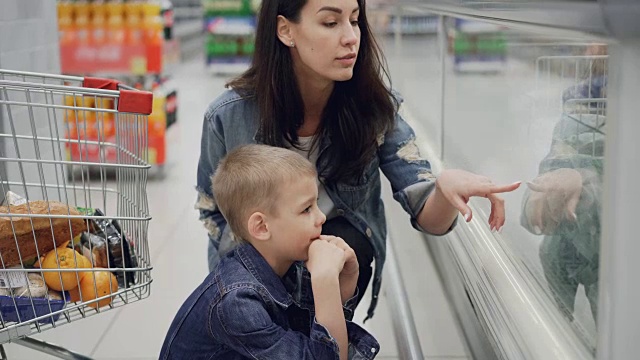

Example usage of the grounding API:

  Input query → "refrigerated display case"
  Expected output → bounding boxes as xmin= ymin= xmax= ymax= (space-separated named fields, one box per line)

xmin=388 ymin=1 xmax=640 ymax=359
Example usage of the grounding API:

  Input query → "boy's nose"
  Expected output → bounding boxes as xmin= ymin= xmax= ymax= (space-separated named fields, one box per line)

xmin=317 ymin=209 xmax=327 ymax=226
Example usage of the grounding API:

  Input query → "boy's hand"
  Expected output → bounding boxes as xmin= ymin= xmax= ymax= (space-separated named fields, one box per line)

xmin=319 ymin=235 xmax=359 ymax=305
xmin=307 ymin=239 xmax=349 ymax=360
xmin=436 ymin=169 xmax=521 ymax=231
xmin=306 ymin=239 xmax=345 ymax=279
xmin=319 ymin=235 xmax=358 ymax=277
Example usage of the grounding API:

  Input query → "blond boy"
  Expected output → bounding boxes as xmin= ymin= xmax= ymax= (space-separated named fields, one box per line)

xmin=161 ymin=144 xmax=379 ymax=360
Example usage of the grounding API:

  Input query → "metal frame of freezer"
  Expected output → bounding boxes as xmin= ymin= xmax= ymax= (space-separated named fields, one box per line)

xmin=394 ymin=1 xmax=640 ymax=359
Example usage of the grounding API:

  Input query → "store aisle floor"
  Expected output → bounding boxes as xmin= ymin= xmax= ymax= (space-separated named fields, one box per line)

xmin=4 ymin=52 xmax=469 ymax=359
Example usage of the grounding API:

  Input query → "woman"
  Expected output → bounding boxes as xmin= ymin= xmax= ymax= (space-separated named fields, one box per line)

xmin=196 ymin=0 xmax=520 ymax=321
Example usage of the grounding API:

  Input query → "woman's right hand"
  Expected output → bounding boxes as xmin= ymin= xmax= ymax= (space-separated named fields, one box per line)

xmin=306 ymin=239 xmax=345 ymax=279
xmin=525 ymin=168 xmax=583 ymax=234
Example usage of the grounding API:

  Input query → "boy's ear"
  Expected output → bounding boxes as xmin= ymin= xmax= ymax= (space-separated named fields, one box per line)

xmin=247 ymin=212 xmax=270 ymax=242
xmin=276 ymin=15 xmax=294 ymax=48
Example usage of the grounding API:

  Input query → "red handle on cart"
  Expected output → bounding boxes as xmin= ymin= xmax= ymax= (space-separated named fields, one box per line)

xmin=83 ymin=77 xmax=153 ymax=115
xmin=83 ymin=77 xmax=120 ymax=90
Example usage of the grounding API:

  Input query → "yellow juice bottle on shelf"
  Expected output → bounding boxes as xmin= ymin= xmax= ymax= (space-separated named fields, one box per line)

xmin=142 ymin=2 xmax=164 ymax=46
xmin=106 ymin=1 xmax=125 ymax=44
xmin=57 ymin=1 xmax=76 ymax=45
xmin=74 ymin=0 xmax=91 ymax=44
xmin=95 ymin=97 xmax=116 ymax=138
xmin=64 ymin=96 xmax=97 ymax=139
xmin=150 ymin=83 xmax=167 ymax=138
xmin=124 ymin=1 xmax=144 ymax=45
xmin=91 ymin=2 xmax=108 ymax=46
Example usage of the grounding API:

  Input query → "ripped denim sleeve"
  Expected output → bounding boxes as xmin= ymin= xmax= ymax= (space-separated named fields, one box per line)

xmin=378 ymin=111 xmax=447 ymax=234
xmin=195 ymin=190 xmax=225 ymax=241
xmin=196 ymin=111 xmax=228 ymax=249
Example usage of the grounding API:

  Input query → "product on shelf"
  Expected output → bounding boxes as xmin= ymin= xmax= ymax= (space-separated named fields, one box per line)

xmin=161 ymin=0 xmax=174 ymax=40
xmin=203 ymin=0 xmax=255 ymax=17
xmin=124 ymin=1 xmax=144 ymax=45
xmin=451 ymin=19 xmax=507 ymax=73
xmin=91 ymin=2 xmax=108 ymax=45
xmin=59 ymin=0 xmax=164 ymax=75
xmin=165 ymin=88 xmax=177 ymax=128
xmin=58 ymin=1 xmax=75 ymax=45
xmin=148 ymin=80 xmax=167 ymax=165
xmin=203 ymin=0 xmax=259 ymax=73
xmin=58 ymin=1 xmax=173 ymax=169
xmin=75 ymin=1 xmax=92 ymax=44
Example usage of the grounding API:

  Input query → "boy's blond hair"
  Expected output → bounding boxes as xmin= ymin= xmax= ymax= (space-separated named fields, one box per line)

xmin=212 ymin=144 xmax=317 ymax=242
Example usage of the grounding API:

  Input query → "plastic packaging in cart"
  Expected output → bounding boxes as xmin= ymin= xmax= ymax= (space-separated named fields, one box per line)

xmin=75 ymin=232 xmax=112 ymax=269
xmin=0 ymin=273 xmax=68 ymax=325
xmin=5 ymin=191 xmax=27 ymax=206
xmin=0 ymin=290 xmax=69 ymax=325
xmin=96 ymin=209 xmax=136 ymax=287
xmin=75 ymin=208 xmax=137 ymax=287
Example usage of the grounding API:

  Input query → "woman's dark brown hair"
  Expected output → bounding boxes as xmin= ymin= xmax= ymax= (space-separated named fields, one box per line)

xmin=227 ymin=0 xmax=397 ymax=183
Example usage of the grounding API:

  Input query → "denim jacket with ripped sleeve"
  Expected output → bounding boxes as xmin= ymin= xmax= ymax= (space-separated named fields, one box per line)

xmin=160 ymin=243 xmax=379 ymax=360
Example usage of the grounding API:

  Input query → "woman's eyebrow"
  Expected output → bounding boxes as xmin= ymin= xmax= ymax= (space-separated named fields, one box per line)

xmin=317 ymin=6 xmax=360 ymax=14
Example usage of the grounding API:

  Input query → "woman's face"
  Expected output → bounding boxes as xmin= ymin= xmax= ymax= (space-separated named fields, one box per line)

xmin=284 ymin=0 xmax=361 ymax=86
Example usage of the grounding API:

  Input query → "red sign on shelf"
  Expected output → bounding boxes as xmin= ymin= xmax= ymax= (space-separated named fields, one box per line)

xmin=60 ymin=44 xmax=163 ymax=75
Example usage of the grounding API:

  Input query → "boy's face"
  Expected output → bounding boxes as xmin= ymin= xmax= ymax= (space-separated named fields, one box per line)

xmin=267 ymin=175 xmax=326 ymax=262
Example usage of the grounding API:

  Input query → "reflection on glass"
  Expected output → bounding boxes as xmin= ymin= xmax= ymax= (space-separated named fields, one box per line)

xmin=437 ymin=18 xmax=606 ymax=354
xmin=521 ymin=45 xmax=605 ymax=343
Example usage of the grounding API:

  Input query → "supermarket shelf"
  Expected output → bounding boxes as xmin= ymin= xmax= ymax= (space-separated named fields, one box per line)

xmin=398 ymin=1 xmax=610 ymax=39
xmin=174 ymin=19 xmax=203 ymax=39
xmin=173 ymin=6 xmax=203 ymax=21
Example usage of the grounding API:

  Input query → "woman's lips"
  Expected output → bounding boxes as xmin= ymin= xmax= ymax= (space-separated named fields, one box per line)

xmin=336 ymin=54 xmax=356 ymax=65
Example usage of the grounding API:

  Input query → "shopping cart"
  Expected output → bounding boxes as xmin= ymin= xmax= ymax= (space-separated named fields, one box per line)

xmin=535 ymin=52 xmax=607 ymax=154
xmin=534 ymin=53 xmax=608 ymax=112
xmin=0 ymin=69 xmax=153 ymax=359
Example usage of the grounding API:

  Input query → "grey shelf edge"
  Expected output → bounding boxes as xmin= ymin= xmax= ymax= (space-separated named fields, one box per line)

xmin=397 ymin=1 xmax=619 ymax=41
xmin=173 ymin=6 xmax=203 ymax=20
xmin=173 ymin=19 xmax=204 ymax=40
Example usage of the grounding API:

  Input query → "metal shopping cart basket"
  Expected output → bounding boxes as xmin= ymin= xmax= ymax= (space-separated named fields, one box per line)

xmin=535 ymin=52 xmax=607 ymax=157
xmin=0 ymin=69 xmax=153 ymax=359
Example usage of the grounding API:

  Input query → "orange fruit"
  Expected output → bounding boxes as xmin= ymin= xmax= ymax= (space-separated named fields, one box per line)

xmin=41 ymin=248 xmax=91 ymax=291
xmin=69 ymin=288 xmax=81 ymax=302
xmin=77 ymin=270 xmax=118 ymax=308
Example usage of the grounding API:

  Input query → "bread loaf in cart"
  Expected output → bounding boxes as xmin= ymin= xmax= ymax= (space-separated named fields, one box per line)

xmin=0 ymin=201 xmax=87 ymax=267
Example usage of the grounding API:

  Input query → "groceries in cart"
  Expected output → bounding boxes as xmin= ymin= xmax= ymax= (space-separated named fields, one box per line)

xmin=0 ymin=69 xmax=152 ymax=350
xmin=0 ymin=191 xmax=137 ymax=324
xmin=73 ymin=208 xmax=138 ymax=288
xmin=0 ymin=194 xmax=87 ymax=268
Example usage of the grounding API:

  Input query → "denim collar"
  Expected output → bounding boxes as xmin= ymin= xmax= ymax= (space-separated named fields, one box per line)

xmin=235 ymin=243 xmax=294 ymax=307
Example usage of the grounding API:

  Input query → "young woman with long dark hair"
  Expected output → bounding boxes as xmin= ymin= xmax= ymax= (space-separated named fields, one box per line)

xmin=196 ymin=0 xmax=520 ymax=321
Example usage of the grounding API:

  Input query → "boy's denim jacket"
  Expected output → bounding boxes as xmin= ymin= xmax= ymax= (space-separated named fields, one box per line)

xmin=196 ymin=89 xmax=445 ymax=320
xmin=160 ymin=243 xmax=380 ymax=360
